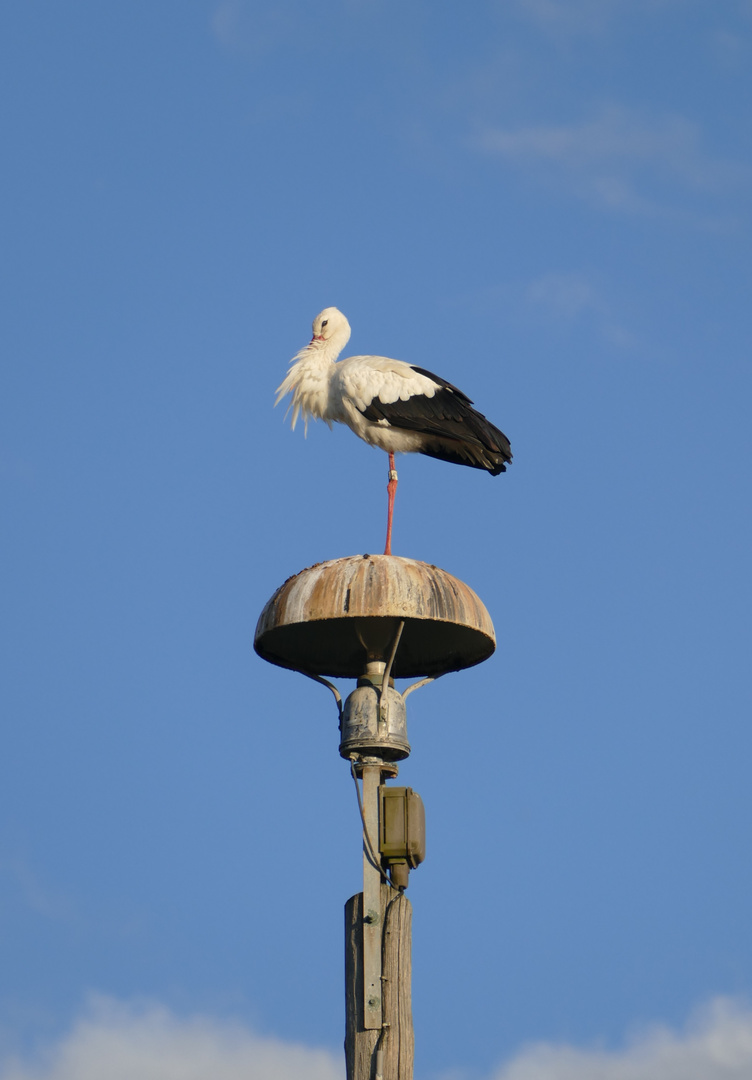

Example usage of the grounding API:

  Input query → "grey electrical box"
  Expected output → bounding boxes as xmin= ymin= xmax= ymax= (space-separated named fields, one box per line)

xmin=379 ymin=786 xmax=426 ymax=868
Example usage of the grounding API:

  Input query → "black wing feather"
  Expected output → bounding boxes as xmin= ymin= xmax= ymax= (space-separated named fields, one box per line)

xmin=409 ymin=365 xmax=475 ymax=405
xmin=361 ymin=365 xmax=512 ymax=475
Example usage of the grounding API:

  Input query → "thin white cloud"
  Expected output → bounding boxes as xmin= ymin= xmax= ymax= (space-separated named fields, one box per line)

xmin=474 ymin=105 xmax=749 ymax=214
xmin=210 ymin=1 xmax=303 ymax=56
xmin=529 ymin=272 xmax=638 ymax=346
xmin=210 ymin=0 xmax=386 ymax=59
xmin=211 ymin=0 xmax=251 ymax=51
xmin=514 ymin=0 xmax=618 ymax=34
xmin=525 ymin=273 xmax=604 ymax=322
xmin=0 ymin=996 xmax=343 ymax=1080
xmin=492 ymin=997 xmax=752 ymax=1080
xmin=461 ymin=272 xmax=636 ymax=349
xmin=524 ymin=273 xmax=637 ymax=346
xmin=712 ymin=28 xmax=751 ymax=69
xmin=3 ymin=995 xmax=752 ymax=1080
xmin=0 ymin=858 xmax=75 ymax=923
xmin=513 ymin=0 xmax=686 ymax=37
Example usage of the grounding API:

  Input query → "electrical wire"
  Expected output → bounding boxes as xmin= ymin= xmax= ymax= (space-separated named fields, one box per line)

xmin=379 ymin=620 xmax=405 ymax=723
xmin=350 ymin=759 xmax=400 ymax=891
xmin=381 ymin=620 xmax=404 ymax=697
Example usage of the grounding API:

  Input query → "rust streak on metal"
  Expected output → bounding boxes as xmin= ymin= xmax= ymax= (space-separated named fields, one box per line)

xmin=254 ymin=555 xmax=496 ymax=679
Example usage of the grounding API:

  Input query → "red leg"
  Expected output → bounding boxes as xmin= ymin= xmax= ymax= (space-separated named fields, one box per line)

xmin=384 ymin=452 xmax=398 ymax=556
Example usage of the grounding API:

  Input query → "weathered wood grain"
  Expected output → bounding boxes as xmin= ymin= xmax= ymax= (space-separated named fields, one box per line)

xmin=345 ymin=886 xmax=413 ymax=1080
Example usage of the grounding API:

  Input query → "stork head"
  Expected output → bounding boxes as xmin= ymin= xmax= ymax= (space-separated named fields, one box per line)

xmin=311 ymin=307 xmax=351 ymax=351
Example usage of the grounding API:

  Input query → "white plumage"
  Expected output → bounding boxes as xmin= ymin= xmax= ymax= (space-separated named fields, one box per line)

xmin=276 ymin=306 xmax=512 ymax=553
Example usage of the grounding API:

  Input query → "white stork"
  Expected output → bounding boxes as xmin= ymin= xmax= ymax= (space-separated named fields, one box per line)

xmin=276 ymin=307 xmax=512 ymax=555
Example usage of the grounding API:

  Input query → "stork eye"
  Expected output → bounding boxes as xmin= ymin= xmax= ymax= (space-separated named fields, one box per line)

xmin=321 ymin=320 xmax=328 ymax=328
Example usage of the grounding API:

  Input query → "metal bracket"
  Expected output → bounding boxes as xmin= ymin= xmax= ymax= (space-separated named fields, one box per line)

xmin=402 ymin=674 xmax=441 ymax=700
xmin=299 ymin=670 xmax=342 ymax=720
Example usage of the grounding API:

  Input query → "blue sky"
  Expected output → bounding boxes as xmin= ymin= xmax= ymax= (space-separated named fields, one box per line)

xmin=2 ymin=2 xmax=751 ymax=1077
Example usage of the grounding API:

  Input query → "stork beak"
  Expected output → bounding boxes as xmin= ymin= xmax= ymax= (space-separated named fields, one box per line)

xmin=311 ymin=334 xmax=324 ymax=342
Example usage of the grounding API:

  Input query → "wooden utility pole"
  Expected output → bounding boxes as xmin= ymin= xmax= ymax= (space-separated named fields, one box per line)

xmin=254 ymin=554 xmax=496 ymax=1080
xmin=345 ymin=886 xmax=413 ymax=1079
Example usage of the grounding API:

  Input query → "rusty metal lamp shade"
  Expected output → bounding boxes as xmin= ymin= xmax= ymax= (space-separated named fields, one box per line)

xmin=254 ymin=555 xmax=495 ymax=679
